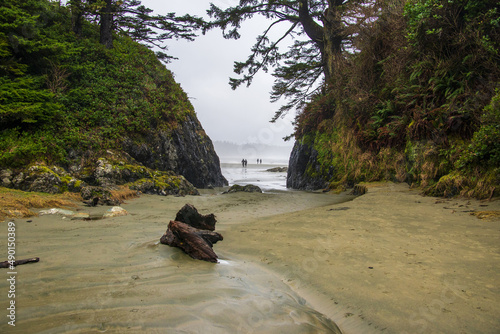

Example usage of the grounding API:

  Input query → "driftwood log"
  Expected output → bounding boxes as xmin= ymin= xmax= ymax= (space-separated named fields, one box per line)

xmin=174 ymin=203 xmax=217 ymax=231
xmin=0 ymin=257 xmax=39 ymax=268
xmin=160 ymin=204 xmax=223 ymax=263
xmin=160 ymin=221 xmax=223 ymax=263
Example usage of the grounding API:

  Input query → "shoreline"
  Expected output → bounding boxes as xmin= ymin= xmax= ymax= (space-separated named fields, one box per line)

xmin=0 ymin=183 xmax=499 ymax=333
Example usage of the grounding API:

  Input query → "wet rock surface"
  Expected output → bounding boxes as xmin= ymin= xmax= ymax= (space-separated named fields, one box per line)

xmin=266 ymin=167 xmax=288 ymax=173
xmin=223 ymin=184 xmax=263 ymax=193
xmin=123 ymin=114 xmax=227 ymax=188
xmin=286 ymin=141 xmax=330 ymax=190
xmin=0 ymin=114 xmax=226 ymax=198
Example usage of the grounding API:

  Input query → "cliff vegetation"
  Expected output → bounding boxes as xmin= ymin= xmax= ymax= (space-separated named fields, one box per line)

xmin=0 ymin=0 xmax=226 ymax=210
xmin=289 ymin=0 xmax=499 ymax=198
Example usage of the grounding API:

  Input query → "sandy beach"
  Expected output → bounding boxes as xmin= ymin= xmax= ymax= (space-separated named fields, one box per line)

xmin=0 ymin=183 xmax=499 ymax=333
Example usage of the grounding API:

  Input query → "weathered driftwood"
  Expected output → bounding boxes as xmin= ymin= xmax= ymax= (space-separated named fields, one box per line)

xmin=0 ymin=257 xmax=39 ymax=268
xmin=175 ymin=203 xmax=217 ymax=231
xmin=160 ymin=220 xmax=223 ymax=263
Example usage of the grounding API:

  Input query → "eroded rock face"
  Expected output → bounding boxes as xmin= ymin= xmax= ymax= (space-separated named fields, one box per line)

xmin=286 ymin=140 xmax=330 ymax=190
xmin=0 ymin=156 xmax=200 ymax=199
xmin=0 ymin=114 xmax=226 ymax=195
xmin=2 ymin=165 xmax=84 ymax=194
xmin=123 ymin=114 xmax=227 ymax=188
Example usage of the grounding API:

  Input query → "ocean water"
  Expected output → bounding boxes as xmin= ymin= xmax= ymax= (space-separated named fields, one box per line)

xmin=221 ymin=162 xmax=289 ymax=192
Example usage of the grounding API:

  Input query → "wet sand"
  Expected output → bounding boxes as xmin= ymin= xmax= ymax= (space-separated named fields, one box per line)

xmin=1 ymin=183 xmax=499 ymax=333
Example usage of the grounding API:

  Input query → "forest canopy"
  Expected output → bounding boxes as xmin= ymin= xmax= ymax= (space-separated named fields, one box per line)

xmin=0 ymin=0 xmax=197 ymax=166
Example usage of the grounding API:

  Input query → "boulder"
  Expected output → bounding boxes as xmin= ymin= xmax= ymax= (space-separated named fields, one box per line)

xmin=128 ymin=173 xmax=199 ymax=196
xmin=0 ymin=169 xmax=13 ymax=187
xmin=223 ymin=184 xmax=262 ymax=194
xmin=267 ymin=166 xmax=288 ymax=173
xmin=80 ymin=186 xmax=120 ymax=206
xmin=103 ymin=206 xmax=128 ymax=218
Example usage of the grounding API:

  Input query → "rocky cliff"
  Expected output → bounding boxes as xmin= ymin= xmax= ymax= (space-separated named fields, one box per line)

xmin=0 ymin=112 xmax=227 ymax=197
xmin=286 ymin=140 xmax=329 ymax=190
xmin=123 ymin=113 xmax=227 ymax=188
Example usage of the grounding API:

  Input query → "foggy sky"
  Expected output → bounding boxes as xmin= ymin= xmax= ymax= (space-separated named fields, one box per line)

xmin=141 ymin=0 xmax=296 ymax=149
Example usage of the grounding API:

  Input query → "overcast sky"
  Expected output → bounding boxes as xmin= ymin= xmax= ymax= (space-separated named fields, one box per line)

xmin=141 ymin=0 xmax=296 ymax=149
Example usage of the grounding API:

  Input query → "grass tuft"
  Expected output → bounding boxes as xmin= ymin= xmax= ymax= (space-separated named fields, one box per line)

xmin=0 ymin=187 xmax=80 ymax=221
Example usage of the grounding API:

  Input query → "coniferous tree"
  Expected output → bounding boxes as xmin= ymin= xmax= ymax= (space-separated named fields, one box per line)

xmin=71 ymin=0 xmax=204 ymax=59
xmin=69 ymin=0 xmax=84 ymax=35
xmin=205 ymin=0 xmax=379 ymax=119
xmin=99 ymin=0 xmax=113 ymax=48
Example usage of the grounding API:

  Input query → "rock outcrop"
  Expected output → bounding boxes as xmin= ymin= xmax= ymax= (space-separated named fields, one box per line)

xmin=286 ymin=140 xmax=330 ymax=190
xmin=0 ymin=113 xmax=226 ymax=197
xmin=223 ymin=184 xmax=262 ymax=193
xmin=123 ymin=113 xmax=227 ymax=188
xmin=0 ymin=153 xmax=200 ymax=199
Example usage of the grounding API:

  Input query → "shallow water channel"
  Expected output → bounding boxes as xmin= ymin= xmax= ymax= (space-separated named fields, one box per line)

xmin=0 ymin=185 xmax=351 ymax=333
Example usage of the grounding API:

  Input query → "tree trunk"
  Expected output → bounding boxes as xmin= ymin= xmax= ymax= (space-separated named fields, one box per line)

xmin=174 ymin=203 xmax=217 ymax=231
xmin=160 ymin=204 xmax=223 ymax=262
xmin=70 ymin=0 xmax=83 ymax=36
xmin=322 ymin=0 xmax=344 ymax=82
xmin=100 ymin=0 xmax=113 ymax=49
xmin=298 ymin=0 xmax=324 ymax=46
xmin=298 ymin=0 xmax=344 ymax=82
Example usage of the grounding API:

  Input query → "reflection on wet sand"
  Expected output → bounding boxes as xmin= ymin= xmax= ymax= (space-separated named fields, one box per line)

xmin=4 ymin=183 xmax=497 ymax=333
xmin=0 ymin=190 xmax=349 ymax=333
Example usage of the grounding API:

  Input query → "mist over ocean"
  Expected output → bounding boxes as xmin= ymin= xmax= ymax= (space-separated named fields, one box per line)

xmin=213 ymin=141 xmax=292 ymax=165
xmin=220 ymin=163 xmax=289 ymax=191
xmin=213 ymin=141 xmax=292 ymax=191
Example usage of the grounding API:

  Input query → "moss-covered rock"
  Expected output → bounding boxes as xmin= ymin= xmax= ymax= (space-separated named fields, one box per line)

xmin=223 ymin=184 xmax=262 ymax=194
xmin=0 ymin=151 xmax=200 ymax=200
xmin=128 ymin=172 xmax=199 ymax=196
xmin=3 ymin=164 xmax=83 ymax=194
xmin=80 ymin=186 xmax=120 ymax=205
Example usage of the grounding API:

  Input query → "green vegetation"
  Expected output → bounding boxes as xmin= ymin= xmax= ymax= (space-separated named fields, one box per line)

xmin=2 ymin=0 xmax=499 ymax=199
xmin=0 ymin=186 xmax=79 ymax=221
xmin=0 ymin=0 xmax=195 ymax=168
xmin=291 ymin=0 xmax=499 ymax=198
xmin=205 ymin=0 xmax=498 ymax=198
